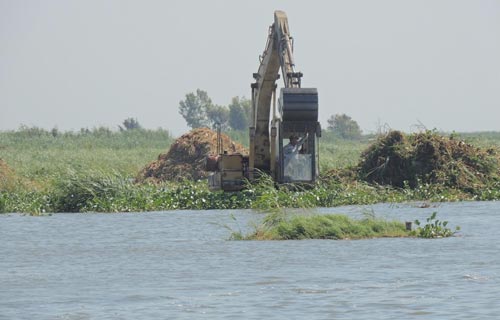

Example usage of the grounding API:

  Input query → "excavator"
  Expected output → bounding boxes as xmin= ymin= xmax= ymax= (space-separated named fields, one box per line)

xmin=206 ymin=10 xmax=320 ymax=191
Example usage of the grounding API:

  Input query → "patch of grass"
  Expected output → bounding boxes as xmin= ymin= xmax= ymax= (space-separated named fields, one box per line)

xmin=235 ymin=212 xmax=409 ymax=240
xmin=0 ymin=127 xmax=173 ymax=186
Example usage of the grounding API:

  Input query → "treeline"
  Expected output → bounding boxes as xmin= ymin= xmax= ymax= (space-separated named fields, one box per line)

xmin=179 ymin=89 xmax=365 ymax=140
xmin=178 ymin=89 xmax=251 ymax=131
xmin=3 ymin=118 xmax=160 ymax=138
xmin=0 ymin=122 xmax=173 ymax=150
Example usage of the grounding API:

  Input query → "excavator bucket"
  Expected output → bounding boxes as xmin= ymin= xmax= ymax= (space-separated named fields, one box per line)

xmin=280 ymin=88 xmax=318 ymax=122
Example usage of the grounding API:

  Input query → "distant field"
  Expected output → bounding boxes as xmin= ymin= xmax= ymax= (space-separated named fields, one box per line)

xmin=455 ymin=131 xmax=500 ymax=147
xmin=0 ymin=127 xmax=173 ymax=186
xmin=1 ymin=127 xmax=499 ymax=186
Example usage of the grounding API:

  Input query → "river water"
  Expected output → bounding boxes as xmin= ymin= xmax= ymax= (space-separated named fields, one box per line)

xmin=1 ymin=201 xmax=499 ymax=319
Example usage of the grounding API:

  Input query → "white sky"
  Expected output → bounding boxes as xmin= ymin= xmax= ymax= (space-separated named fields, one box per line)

xmin=1 ymin=0 xmax=499 ymax=136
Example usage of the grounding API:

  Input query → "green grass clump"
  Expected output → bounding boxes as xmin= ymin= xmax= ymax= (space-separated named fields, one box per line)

xmin=232 ymin=210 xmax=460 ymax=241
xmin=235 ymin=212 xmax=409 ymax=240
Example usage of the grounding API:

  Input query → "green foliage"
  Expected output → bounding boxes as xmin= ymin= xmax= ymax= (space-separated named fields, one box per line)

xmin=179 ymin=89 xmax=213 ymax=129
xmin=228 ymin=97 xmax=251 ymax=131
xmin=242 ymin=213 xmax=409 ymax=240
xmin=0 ymin=126 xmax=173 ymax=185
xmin=413 ymin=212 xmax=460 ymax=238
xmin=206 ymin=104 xmax=229 ymax=130
xmin=119 ymin=117 xmax=141 ymax=131
xmin=455 ymin=131 xmax=500 ymax=148
xmin=246 ymin=173 xmax=283 ymax=212
xmin=178 ymin=91 xmax=251 ymax=131
xmin=0 ymin=190 xmax=53 ymax=214
xmin=50 ymin=170 xmax=127 ymax=212
xmin=319 ymin=131 xmax=370 ymax=171
xmin=326 ymin=114 xmax=362 ymax=140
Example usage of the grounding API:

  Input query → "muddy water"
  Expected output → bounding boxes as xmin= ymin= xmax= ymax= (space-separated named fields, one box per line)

xmin=1 ymin=202 xmax=499 ymax=319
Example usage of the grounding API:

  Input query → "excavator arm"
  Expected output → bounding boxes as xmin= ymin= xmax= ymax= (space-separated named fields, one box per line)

xmin=250 ymin=11 xmax=319 ymax=179
xmin=207 ymin=10 xmax=320 ymax=191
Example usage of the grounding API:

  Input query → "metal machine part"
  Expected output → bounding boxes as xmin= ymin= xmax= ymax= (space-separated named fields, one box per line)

xmin=207 ymin=11 xmax=320 ymax=191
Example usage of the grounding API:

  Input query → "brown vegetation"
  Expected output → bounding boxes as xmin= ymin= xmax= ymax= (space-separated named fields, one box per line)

xmin=357 ymin=130 xmax=500 ymax=191
xmin=136 ymin=128 xmax=247 ymax=183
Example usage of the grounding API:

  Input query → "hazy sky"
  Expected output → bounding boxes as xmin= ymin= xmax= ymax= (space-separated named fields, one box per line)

xmin=1 ymin=0 xmax=499 ymax=136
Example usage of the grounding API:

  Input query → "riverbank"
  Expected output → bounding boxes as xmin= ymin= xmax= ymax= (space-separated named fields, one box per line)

xmin=2 ymin=173 xmax=500 ymax=214
xmin=1 ymin=128 xmax=500 ymax=214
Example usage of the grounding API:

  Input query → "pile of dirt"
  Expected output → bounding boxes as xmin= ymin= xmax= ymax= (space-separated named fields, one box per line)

xmin=358 ymin=130 xmax=500 ymax=191
xmin=136 ymin=127 xmax=248 ymax=183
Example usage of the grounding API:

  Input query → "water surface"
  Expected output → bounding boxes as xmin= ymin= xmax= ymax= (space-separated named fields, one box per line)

xmin=1 ymin=201 xmax=499 ymax=319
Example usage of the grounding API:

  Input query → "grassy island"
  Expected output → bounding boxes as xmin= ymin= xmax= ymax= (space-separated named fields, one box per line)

xmin=231 ymin=211 xmax=459 ymax=240
xmin=233 ymin=213 xmax=409 ymax=240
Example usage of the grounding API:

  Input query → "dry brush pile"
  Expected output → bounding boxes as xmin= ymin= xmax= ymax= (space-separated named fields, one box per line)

xmin=357 ymin=130 xmax=500 ymax=191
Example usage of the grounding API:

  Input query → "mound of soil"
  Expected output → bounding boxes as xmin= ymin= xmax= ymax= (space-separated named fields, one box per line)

xmin=136 ymin=127 xmax=248 ymax=183
xmin=358 ymin=131 xmax=499 ymax=190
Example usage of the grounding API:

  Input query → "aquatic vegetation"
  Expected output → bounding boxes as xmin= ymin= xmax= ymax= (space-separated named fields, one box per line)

xmin=413 ymin=212 xmax=460 ymax=238
xmin=235 ymin=212 xmax=409 ymax=240
xmin=1 ymin=167 xmax=499 ymax=214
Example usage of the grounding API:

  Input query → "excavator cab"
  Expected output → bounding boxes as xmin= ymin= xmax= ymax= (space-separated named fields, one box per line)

xmin=277 ymin=88 xmax=320 ymax=184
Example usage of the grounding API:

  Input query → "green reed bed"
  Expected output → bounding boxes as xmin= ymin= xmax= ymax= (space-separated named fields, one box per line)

xmin=0 ymin=173 xmax=256 ymax=214
xmin=233 ymin=213 xmax=410 ymax=240
xmin=2 ymin=170 xmax=500 ymax=214
xmin=231 ymin=211 xmax=459 ymax=240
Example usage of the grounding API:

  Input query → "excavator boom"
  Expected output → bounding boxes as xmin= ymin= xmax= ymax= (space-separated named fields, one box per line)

xmin=207 ymin=11 xmax=320 ymax=191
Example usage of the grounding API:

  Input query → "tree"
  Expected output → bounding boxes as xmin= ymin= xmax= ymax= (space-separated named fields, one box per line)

xmin=327 ymin=114 xmax=362 ymax=139
xmin=206 ymin=104 xmax=229 ymax=130
xmin=119 ymin=117 xmax=141 ymax=131
xmin=178 ymin=89 xmax=212 ymax=129
xmin=228 ymin=97 xmax=252 ymax=131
